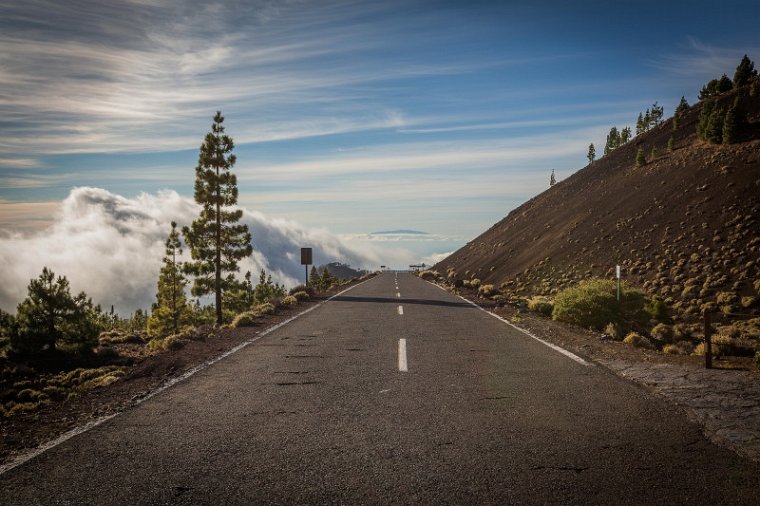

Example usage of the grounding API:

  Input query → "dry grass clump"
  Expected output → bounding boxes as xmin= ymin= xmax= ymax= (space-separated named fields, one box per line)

xmin=469 ymin=278 xmax=481 ymax=288
xmin=527 ymin=297 xmax=554 ymax=316
xmin=478 ymin=284 xmax=497 ymax=297
xmin=418 ymin=270 xmax=439 ymax=280
xmin=604 ymin=322 xmax=623 ymax=340
xmin=650 ymin=323 xmax=673 ymax=342
xmin=623 ymin=332 xmax=654 ymax=349
xmin=282 ymin=295 xmax=298 ymax=306
xmin=292 ymin=291 xmax=310 ymax=302
xmin=663 ymin=342 xmax=694 ymax=355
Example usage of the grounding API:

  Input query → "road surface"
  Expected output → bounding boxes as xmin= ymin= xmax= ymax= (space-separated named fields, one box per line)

xmin=1 ymin=272 xmax=758 ymax=504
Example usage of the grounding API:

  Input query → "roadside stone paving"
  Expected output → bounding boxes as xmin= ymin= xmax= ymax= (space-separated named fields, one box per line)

xmin=598 ymin=359 xmax=760 ymax=462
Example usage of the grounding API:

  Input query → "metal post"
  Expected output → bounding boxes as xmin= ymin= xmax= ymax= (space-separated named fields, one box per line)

xmin=616 ymin=265 xmax=621 ymax=302
xmin=704 ymin=311 xmax=712 ymax=369
xmin=305 ymin=265 xmax=308 ymax=287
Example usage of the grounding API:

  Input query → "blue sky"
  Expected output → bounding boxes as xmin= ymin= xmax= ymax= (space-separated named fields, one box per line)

xmin=1 ymin=0 xmax=758 ymax=252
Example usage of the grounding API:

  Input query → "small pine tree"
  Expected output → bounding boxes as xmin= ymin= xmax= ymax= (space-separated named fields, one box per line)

xmin=147 ymin=222 xmax=193 ymax=337
xmin=620 ymin=127 xmax=632 ymax=144
xmin=320 ymin=268 xmax=334 ymax=290
xmin=697 ymin=100 xmax=715 ymax=140
xmin=706 ymin=108 xmax=725 ymax=144
xmin=733 ymin=55 xmax=757 ymax=88
xmin=667 ymin=136 xmax=674 ymax=152
xmin=309 ymin=265 xmax=320 ymax=289
xmin=11 ymin=267 xmax=102 ymax=356
xmin=649 ymin=146 xmax=657 ymax=160
xmin=635 ymin=147 xmax=645 ymax=167
xmin=717 ymin=74 xmax=733 ymax=94
xmin=636 ymin=113 xmax=644 ymax=136
xmin=549 ymin=169 xmax=556 ymax=187
xmin=722 ymin=104 xmax=738 ymax=144
xmin=587 ymin=143 xmax=595 ymax=164
xmin=183 ymin=112 xmax=253 ymax=325
xmin=650 ymin=102 xmax=664 ymax=126
xmin=675 ymin=96 xmax=689 ymax=116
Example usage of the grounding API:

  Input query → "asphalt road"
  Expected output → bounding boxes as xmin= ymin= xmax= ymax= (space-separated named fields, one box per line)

xmin=1 ymin=273 xmax=759 ymax=505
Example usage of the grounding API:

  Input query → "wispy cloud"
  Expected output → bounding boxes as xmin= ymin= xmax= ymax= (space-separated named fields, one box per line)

xmin=0 ymin=0 xmax=495 ymax=155
xmin=651 ymin=37 xmax=760 ymax=80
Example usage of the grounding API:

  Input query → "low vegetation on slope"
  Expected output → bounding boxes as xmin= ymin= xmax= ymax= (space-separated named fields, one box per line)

xmin=433 ymin=55 xmax=760 ymax=365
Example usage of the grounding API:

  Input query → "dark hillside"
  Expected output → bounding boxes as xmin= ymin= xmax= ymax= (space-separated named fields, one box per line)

xmin=436 ymin=80 xmax=760 ymax=319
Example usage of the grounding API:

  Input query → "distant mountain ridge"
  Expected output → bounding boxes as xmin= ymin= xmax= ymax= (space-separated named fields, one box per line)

xmin=436 ymin=78 xmax=760 ymax=319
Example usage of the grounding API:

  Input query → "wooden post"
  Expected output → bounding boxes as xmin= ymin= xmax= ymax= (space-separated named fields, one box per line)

xmin=704 ymin=311 xmax=712 ymax=369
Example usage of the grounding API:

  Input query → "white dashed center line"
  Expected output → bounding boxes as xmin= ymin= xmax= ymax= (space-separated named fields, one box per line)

xmin=398 ymin=339 xmax=408 ymax=372
xmin=396 ymin=292 xmax=401 ymax=298
xmin=397 ymin=305 xmax=404 ymax=315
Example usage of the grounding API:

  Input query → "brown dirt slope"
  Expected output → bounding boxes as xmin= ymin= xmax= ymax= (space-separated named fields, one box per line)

xmin=436 ymin=81 xmax=760 ymax=319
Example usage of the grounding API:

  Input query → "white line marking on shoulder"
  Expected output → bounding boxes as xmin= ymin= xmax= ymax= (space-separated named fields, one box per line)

xmin=425 ymin=281 xmax=591 ymax=367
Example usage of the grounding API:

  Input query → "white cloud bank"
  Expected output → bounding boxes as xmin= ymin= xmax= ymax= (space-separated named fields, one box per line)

xmin=0 ymin=187 xmax=388 ymax=315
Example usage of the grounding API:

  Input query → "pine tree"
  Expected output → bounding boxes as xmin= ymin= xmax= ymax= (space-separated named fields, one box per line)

xmin=734 ymin=54 xmax=757 ymax=88
xmin=11 ymin=267 xmax=102 ymax=356
xmin=587 ymin=143 xmax=595 ymax=164
xmin=320 ymin=267 xmax=334 ymax=291
xmin=636 ymin=113 xmax=644 ymax=136
xmin=549 ymin=169 xmax=556 ymax=187
xmin=650 ymin=102 xmax=664 ymax=126
xmin=697 ymin=100 xmax=715 ymax=140
xmin=675 ymin=96 xmax=689 ymax=116
xmin=667 ymin=136 xmax=674 ymax=152
xmin=722 ymin=104 xmax=739 ymax=144
xmin=649 ymin=146 xmax=657 ymax=160
xmin=620 ymin=127 xmax=632 ymax=144
xmin=309 ymin=265 xmax=320 ymax=289
xmin=635 ymin=147 xmax=645 ymax=167
xmin=706 ymin=108 xmax=725 ymax=144
xmin=147 ymin=222 xmax=193 ymax=337
xmin=604 ymin=127 xmax=620 ymax=155
xmin=717 ymin=74 xmax=733 ymax=93
xmin=183 ymin=112 xmax=253 ymax=325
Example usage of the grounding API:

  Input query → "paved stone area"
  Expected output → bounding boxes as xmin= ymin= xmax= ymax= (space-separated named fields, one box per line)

xmin=599 ymin=359 xmax=760 ymax=462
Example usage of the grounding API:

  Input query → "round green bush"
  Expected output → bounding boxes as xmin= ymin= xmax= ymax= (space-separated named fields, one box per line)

xmin=552 ymin=278 xmax=648 ymax=331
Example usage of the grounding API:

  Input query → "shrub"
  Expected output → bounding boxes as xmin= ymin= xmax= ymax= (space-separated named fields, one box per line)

xmin=662 ymin=344 xmax=679 ymax=355
xmin=527 ymin=297 xmax=554 ymax=316
xmin=288 ymin=284 xmax=309 ymax=296
xmin=755 ymin=352 xmax=760 ymax=371
xmin=645 ymin=298 xmax=671 ymax=323
xmin=163 ymin=334 xmax=187 ymax=351
xmin=418 ymin=270 xmax=438 ymax=280
xmin=552 ymin=278 xmax=649 ymax=331
xmin=650 ymin=323 xmax=673 ymax=342
xmin=147 ymin=338 xmax=165 ymax=352
xmin=292 ymin=291 xmax=309 ymax=302
xmin=716 ymin=292 xmax=738 ymax=305
xmin=623 ymin=332 xmax=654 ymax=349
xmin=741 ymin=296 xmax=757 ymax=308
xmin=282 ymin=295 xmax=298 ymax=306
xmin=470 ymin=278 xmax=481 ymax=288
xmin=478 ymin=284 xmax=497 ymax=297
xmin=251 ymin=303 xmax=275 ymax=316
xmin=604 ymin=322 xmax=622 ymax=340
xmin=231 ymin=311 xmax=259 ymax=328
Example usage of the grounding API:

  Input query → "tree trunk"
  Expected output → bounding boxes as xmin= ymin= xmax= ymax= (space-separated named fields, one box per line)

xmin=215 ymin=168 xmax=222 ymax=325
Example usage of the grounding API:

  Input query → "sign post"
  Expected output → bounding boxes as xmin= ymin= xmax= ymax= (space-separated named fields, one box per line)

xmin=301 ymin=248 xmax=313 ymax=287
xmin=616 ymin=265 xmax=621 ymax=302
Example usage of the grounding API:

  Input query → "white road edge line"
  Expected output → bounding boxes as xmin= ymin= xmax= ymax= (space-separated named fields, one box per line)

xmin=397 ymin=305 xmax=404 ymax=315
xmin=428 ymin=281 xmax=592 ymax=367
xmin=0 ymin=277 xmax=376 ymax=477
xmin=398 ymin=339 xmax=408 ymax=372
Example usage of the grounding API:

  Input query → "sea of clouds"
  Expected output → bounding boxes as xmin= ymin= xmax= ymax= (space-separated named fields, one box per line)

xmin=0 ymin=187 xmax=391 ymax=315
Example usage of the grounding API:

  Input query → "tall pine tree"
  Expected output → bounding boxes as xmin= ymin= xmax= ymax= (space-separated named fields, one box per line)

xmin=587 ymin=143 xmax=595 ymax=164
xmin=734 ymin=54 xmax=757 ymax=88
xmin=148 ymin=222 xmax=192 ymax=336
xmin=183 ymin=112 xmax=252 ymax=325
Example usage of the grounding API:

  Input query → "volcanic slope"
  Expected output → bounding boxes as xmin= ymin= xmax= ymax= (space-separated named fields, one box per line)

xmin=436 ymin=80 xmax=760 ymax=319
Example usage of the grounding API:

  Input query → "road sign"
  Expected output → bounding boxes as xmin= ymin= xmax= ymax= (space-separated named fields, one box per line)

xmin=301 ymin=248 xmax=312 ymax=266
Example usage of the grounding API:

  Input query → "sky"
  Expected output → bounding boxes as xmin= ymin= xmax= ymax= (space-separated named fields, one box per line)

xmin=0 ymin=0 xmax=758 ymax=312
